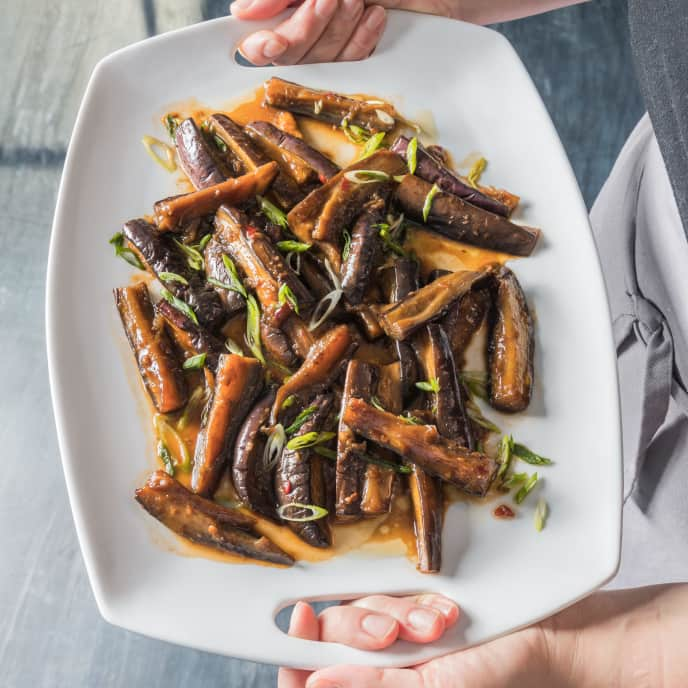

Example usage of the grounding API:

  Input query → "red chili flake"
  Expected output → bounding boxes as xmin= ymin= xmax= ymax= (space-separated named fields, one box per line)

xmin=246 ymin=225 xmax=258 ymax=239
xmin=493 ymin=504 xmax=515 ymax=520
xmin=341 ymin=178 xmax=350 ymax=191
xmin=283 ymin=480 xmax=292 ymax=495
xmin=318 ymin=173 xmax=328 ymax=185
xmin=274 ymin=303 xmax=291 ymax=324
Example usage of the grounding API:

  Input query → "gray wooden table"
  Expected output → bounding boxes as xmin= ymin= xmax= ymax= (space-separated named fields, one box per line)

xmin=0 ymin=1 xmax=641 ymax=686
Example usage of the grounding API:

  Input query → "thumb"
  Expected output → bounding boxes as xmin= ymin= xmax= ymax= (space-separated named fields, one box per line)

xmin=230 ymin=0 xmax=299 ymax=20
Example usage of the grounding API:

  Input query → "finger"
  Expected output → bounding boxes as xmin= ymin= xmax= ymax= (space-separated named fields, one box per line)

xmin=230 ymin=0 xmax=294 ymax=20
xmin=318 ymin=605 xmax=399 ymax=650
xmin=413 ymin=593 xmax=461 ymax=628
xmin=335 ymin=5 xmax=386 ymax=61
xmin=271 ymin=0 xmax=340 ymax=65
xmin=366 ymin=0 xmax=457 ymax=17
xmin=300 ymin=0 xmax=364 ymax=63
xmin=349 ymin=594 xmax=447 ymax=643
xmin=238 ymin=29 xmax=289 ymax=66
xmin=278 ymin=602 xmax=319 ymax=688
xmin=306 ymin=665 xmax=423 ymax=688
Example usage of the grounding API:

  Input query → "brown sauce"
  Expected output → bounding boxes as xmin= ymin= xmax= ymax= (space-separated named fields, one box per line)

xmin=138 ymin=86 xmax=515 ymax=568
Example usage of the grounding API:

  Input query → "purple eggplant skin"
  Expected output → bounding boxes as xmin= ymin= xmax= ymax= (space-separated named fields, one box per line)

xmin=122 ymin=219 xmax=227 ymax=331
xmin=154 ymin=299 xmax=224 ymax=372
xmin=232 ymin=390 xmax=279 ymax=521
xmin=203 ymin=237 xmax=246 ymax=316
xmin=395 ymin=175 xmax=540 ymax=257
xmin=389 ymin=258 xmax=420 ymax=405
xmin=275 ymin=393 xmax=333 ymax=548
xmin=245 ymin=121 xmax=340 ymax=182
xmin=408 ymin=466 xmax=443 ymax=573
xmin=391 ymin=136 xmax=509 ymax=217
xmin=175 ymin=118 xmax=227 ymax=190
xmin=340 ymin=196 xmax=386 ymax=305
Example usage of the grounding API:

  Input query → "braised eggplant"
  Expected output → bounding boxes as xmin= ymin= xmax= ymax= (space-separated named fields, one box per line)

xmin=114 ymin=283 xmax=187 ymax=413
xmin=335 ymin=360 xmax=377 ymax=521
xmin=396 ymin=174 xmax=540 ymax=256
xmin=391 ymin=135 xmax=512 ymax=217
xmin=154 ymin=162 xmax=279 ymax=232
xmin=378 ymin=265 xmax=496 ymax=341
xmin=343 ymin=398 xmax=497 ymax=495
xmin=174 ymin=117 xmax=228 ymax=190
xmin=441 ymin=288 xmax=491 ymax=366
xmin=263 ymin=77 xmax=397 ymax=132
xmin=488 ymin=267 xmax=534 ymax=413
xmin=232 ymin=390 xmax=278 ymax=520
xmin=192 ymin=354 xmax=264 ymax=496
xmin=246 ymin=120 xmax=340 ymax=183
xmin=408 ymin=467 xmax=442 ymax=573
xmin=275 ymin=393 xmax=333 ymax=547
xmin=203 ymin=237 xmax=246 ymax=315
xmin=136 ymin=471 xmax=293 ymax=565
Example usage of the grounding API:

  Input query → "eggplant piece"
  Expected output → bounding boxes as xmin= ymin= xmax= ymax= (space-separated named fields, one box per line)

xmin=335 ymin=360 xmax=378 ymax=521
xmin=340 ymin=196 xmax=386 ymax=305
xmin=343 ymin=398 xmax=497 ymax=495
xmin=488 ymin=267 xmax=534 ymax=413
xmin=245 ymin=120 xmax=339 ymax=184
xmin=378 ymin=265 xmax=496 ymax=341
xmin=232 ymin=390 xmax=278 ymax=521
xmin=396 ymin=175 xmax=540 ymax=256
xmin=414 ymin=324 xmax=473 ymax=448
xmin=408 ymin=467 xmax=442 ymax=573
xmin=391 ymin=136 xmax=511 ymax=217
xmin=114 ymin=283 xmax=187 ymax=413
xmin=207 ymin=114 xmax=304 ymax=210
xmin=360 ymin=362 xmax=401 ymax=517
xmin=122 ymin=219 xmax=226 ymax=331
xmin=135 ymin=470 xmax=293 ymax=566
xmin=174 ymin=117 xmax=228 ymax=190
xmin=441 ymin=288 xmax=491 ymax=366
xmin=263 ymin=77 xmax=397 ymax=133
xmin=271 ymin=324 xmax=357 ymax=423
xmin=390 ymin=258 xmax=420 ymax=403
xmin=275 ymin=393 xmax=333 ymax=547
xmin=204 ymin=237 xmax=246 ymax=315
xmin=192 ymin=353 xmax=264 ymax=496
xmin=154 ymin=299 xmax=224 ymax=372
xmin=287 ymin=151 xmax=406 ymax=252
xmin=154 ymin=162 xmax=279 ymax=232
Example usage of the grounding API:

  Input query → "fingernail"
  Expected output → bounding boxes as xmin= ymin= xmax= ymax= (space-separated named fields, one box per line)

xmin=365 ymin=5 xmax=385 ymax=29
xmin=418 ymin=595 xmax=458 ymax=620
xmin=306 ymin=678 xmax=341 ymax=688
xmin=263 ymin=36 xmax=287 ymax=59
xmin=314 ymin=0 xmax=336 ymax=18
xmin=361 ymin=613 xmax=396 ymax=639
xmin=408 ymin=607 xmax=440 ymax=631
xmin=231 ymin=0 xmax=253 ymax=11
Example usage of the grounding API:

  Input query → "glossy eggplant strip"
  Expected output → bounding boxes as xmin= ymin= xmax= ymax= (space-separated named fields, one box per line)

xmin=335 ymin=360 xmax=378 ymax=521
xmin=245 ymin=120 xmax=340 ymax=183
xmin=154 ymin=299 xmax=224 ymax=372
xmin=488 ymin=267 xmax=534 ymax=413
xmin=174 ymin=117 xmax=228 ymax=190
xmin=414 ymin=324 xmax=473 ymax=448
xmin=340 ymin=196 xmax=386 ymax=305
xmin=232 ymin=390 xmax=278 ymax=521
xmin=204 ymin=237 xmax=246 ymax=315
xmin=389 ymin=258 xmax=420 ymax=403
xmin=441 ymin=288 xmax=491 ymax=367
xmin=271 ymin=324 xmax=357 ymax=424
xmin=207 ymin=114 xmax=304 ymax=209
xmin=135 ymin=470 xmax=293 ymax=566
xmin=391 ymin=136 xmax=512 ymax=217
xmin=343 ymin=398 xmax=497 ymax=495
xmin=275 ymin=393 xmax=333 ymax=547
xmin=263 ymin=77 xmax=397 ymax=133
xmin=287 ymin=151 xmax=406 ymax=253
xmin=378 ymin=265 xmax=496 ymax=341
xmin=396 ymin=175 xmax=540 ymax=257
xmin=154 ymin=162 xmax=279 ymax=232
xmin=192 ymin=354 xmax=264 ymax=496
xmin=114 ymin=283 xmax=187 ymax=414
xmin=408 ymin=467 xmax=442 ymax=573
xmin=122 ymin=219 xmax=226 ymax=331
xmin=360 ymin=362 xmax=401 ymax=517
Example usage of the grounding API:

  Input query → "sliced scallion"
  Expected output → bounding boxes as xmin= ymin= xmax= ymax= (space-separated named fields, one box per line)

xmin=406 ymin=137 xmax=418 ymax=175
xmin=467 ymin=157 xmax=487 ymax=189
xmin=173 ymin=239 xmax=204 ymax=271
xmin=496 ymin=434 xmax=514 ymax=482
xmin=534 ymin=498 xmax=548 ymax=532
xmin=277 ymin=502 xmax=328 ymax=522
xmin=160 ymin=288 xmax=198 ymax=325
xmin=343 ymin=169 xmax=390 ymax=184
xmin=278 ymin=283 xmax=299 ymax=315
xmin=513 ymin=443 xmax=553 ymax=466
xmin=358 ymin=131 xmax=386 ymax=161
xmin=422 ymin=183 xmax=441 ymax=222
xmin=514 ymin=472 xmax=539 ymax=505
xmin=183 ymin=352 xmax=207 ymax=370
xmin=341 ymin=229 xmax=352 ymax=262
xmin=284 ymin=405 xmax=317 ymax=435
xmin=276 ymin=240 xmax=311 ymax=253
xmin=286 ymin=431 xmax=336 ymax=451
xmin=245 ymin=294 xmax=264 ymax=364
xmin=157 ymin=441 xmax=175 ymax=476
xmin=258 ymin=195 xmax=289 ymax=229
xmin=158 ymin=271 xmax=188 ymax=286
xmin=142 ymin=135 xmax=177 ymax=172
xmin=415 ymin=378 xmax=440 ymax=393
xmin=109 ymin=232 xmax=144 ymax=269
